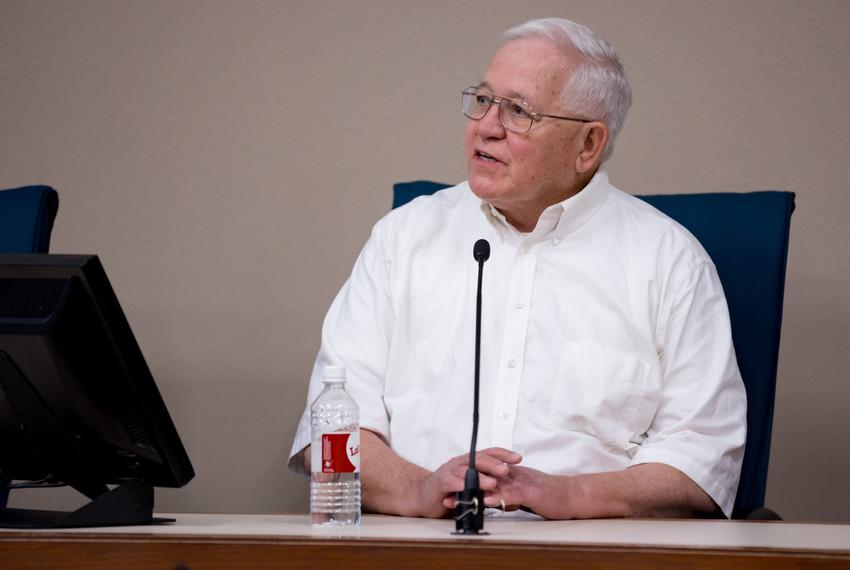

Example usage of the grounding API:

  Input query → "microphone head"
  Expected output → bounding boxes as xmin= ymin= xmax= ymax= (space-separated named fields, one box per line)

xmin=473 ymin=239 xmax=490 ymax=262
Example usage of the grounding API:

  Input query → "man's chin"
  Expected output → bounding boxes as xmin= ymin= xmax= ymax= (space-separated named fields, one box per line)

xmin=468 ymin=177 xmax=503 ymax=203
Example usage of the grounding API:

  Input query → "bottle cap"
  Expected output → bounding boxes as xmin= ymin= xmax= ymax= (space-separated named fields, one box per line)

xmin=323 ymin=365 xmax=346 ymax=381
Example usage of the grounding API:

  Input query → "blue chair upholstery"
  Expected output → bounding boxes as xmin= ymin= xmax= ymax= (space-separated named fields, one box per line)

xmin=0 ymin=185 xmax=59 ymax=254
xmin=0 ymin=185 xmax=59 ymax=508
xmin=393 ymin=180 xmax=794 ymax=519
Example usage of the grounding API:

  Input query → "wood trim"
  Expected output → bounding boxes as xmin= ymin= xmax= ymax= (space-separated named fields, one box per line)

xmin=2 ymin=534 xmax=849 ymax=570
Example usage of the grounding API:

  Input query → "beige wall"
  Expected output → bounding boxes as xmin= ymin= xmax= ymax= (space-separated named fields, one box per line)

xmin=2 ymin=0 xmax=849 ymax=521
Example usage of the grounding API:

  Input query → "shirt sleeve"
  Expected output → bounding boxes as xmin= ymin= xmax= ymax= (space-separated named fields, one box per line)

xmin=288 ymin=221 xmax=395 ymax=470
xmin=629 ymin=260 xmax=747 ymax=517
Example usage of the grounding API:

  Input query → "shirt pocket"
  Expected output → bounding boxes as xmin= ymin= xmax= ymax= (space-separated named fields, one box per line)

xmin=543 ymin=341 xmax=651 ymax=447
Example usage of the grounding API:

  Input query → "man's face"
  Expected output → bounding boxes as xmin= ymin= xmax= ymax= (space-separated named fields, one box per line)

xmin=465 ymin=38 xmax=586 ymax=228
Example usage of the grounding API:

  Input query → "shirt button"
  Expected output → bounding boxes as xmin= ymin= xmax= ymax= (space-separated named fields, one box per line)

xmin=499 ymin=411 xmax=509 ymax=420
xmin=552 ymin=238 xmax=561 ymax=246
xmin=507 ymin=358 xmax=517 ymax=368
xmin=515 ymin=300 xmax=525 ymax=309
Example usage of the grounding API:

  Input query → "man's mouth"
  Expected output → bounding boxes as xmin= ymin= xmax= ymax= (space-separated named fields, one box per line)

xmin=475 ymin=150 xmax=502 ymax=163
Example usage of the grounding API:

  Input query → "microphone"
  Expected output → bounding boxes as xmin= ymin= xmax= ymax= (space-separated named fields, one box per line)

xmin=454 ymin=239 xmax=490 ymax=535
xmin=473 ymin=239 xmax=490 ymax=263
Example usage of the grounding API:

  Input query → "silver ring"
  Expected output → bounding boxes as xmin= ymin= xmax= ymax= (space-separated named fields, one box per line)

xmin=499 ymin=499 xmax=506 ymax=511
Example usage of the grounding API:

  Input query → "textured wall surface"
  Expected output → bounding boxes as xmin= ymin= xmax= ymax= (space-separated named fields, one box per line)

xmin=2 ymin=0 xmax=849 ymax=521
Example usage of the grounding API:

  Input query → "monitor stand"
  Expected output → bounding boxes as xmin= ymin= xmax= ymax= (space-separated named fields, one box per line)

xmin=0 ymin=353 xmax=172 ymax=528
xmin=0 ymin=479 xmax=174 ymax=529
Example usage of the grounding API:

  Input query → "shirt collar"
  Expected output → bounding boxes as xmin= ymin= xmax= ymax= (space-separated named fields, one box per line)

xmin=478 ymin=169 xmax=611 ymax=246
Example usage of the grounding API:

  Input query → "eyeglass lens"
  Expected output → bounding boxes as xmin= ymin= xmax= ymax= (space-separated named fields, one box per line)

xmin=461 ymin=88 xmax=533 ymax=133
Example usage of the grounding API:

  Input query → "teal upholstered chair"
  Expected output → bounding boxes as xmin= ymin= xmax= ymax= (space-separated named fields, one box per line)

xmin=0 ymin=185 xmax=59 ymax=508
xmin=393 ymin=180 xmax=794 ymax=519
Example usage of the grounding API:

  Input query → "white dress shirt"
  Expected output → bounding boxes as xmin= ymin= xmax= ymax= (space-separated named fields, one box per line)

xmin=290 ymin=170 xmax=746 ymax=517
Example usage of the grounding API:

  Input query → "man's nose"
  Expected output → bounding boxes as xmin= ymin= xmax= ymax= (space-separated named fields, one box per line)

xmin=476 ymin=102 xmax=506 ymax=138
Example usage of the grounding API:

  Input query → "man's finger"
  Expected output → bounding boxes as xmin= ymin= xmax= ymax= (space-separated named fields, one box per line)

xmin=472 ymin=454 xmax=517 ymax=478
xmin=478 ymin=447 xmax=523 ymax=464
xmin=483 ymin=494 xmax=510 ymax=509
xmin=449 ymin=464 xmax=500 ymax=490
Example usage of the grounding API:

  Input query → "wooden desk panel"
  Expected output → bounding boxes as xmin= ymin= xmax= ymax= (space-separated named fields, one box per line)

xmin=2 ymin=514 xmax=849 ymax=569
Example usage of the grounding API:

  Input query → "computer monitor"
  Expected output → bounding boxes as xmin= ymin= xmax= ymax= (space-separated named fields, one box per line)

xmin=0 ymin=254 xmax=194 ymax=528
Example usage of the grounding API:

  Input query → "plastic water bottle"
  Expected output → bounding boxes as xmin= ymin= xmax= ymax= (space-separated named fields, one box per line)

xmin=310 ymin=365 xmax=361 ymax=526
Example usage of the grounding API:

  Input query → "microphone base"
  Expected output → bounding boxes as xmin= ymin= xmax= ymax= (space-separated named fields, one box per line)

xmin=451 ymin=529 xmax=489 ymax=536
xmin=453 ymin=487 xmax=486 ymax=535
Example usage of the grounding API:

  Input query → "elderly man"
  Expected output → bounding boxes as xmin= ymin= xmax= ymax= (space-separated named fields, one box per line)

xmin=290 ymin=17 xmax=746 ymax=519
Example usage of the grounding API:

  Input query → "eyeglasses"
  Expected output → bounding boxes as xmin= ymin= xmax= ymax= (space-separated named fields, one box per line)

xmin=461 ymin=86 xmax=591 ymax=133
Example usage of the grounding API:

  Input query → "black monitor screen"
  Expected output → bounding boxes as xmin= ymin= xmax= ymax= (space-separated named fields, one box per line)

xmin=0 ymin=254 xmax=193 ymax=527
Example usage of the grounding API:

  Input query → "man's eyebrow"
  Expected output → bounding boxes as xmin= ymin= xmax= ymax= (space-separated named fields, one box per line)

xmin=476 ymin=81 xmax=529 ymax=103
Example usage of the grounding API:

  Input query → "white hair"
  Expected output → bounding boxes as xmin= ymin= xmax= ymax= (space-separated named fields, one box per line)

xmin=503 ymin=18 xmax=632 ymax=162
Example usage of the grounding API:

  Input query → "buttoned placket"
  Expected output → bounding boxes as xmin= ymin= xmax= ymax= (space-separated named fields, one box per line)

xmin=489 ymin=239 xmax=540 ymax=450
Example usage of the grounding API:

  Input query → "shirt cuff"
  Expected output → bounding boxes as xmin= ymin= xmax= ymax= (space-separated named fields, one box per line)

xmin=629 ymin=448 xmax=736 ymax=518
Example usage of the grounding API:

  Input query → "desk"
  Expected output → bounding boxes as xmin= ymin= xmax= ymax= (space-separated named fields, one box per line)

xmin=1 ymin=514 xmax=849 ymax=569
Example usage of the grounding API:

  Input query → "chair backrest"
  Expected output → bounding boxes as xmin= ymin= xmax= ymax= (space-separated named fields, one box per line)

xmin=393 ymin=180 xmax=795 ymax=518
xmin=0 ymin=185 xmax=60 ymax=254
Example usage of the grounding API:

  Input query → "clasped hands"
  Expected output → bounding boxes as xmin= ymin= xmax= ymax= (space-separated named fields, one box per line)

xmin=416 ymin=447 xmax=557 ymax=519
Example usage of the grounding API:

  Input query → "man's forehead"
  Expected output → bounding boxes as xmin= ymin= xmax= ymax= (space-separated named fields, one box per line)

xmin=480 ymin=38 xmax=573 ymax=105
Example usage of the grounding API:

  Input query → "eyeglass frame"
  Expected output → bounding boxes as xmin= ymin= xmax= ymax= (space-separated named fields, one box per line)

xmin=461 ymin=86 xmax=592 ymax=133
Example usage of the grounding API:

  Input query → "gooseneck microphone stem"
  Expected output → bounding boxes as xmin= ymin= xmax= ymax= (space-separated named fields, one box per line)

xmin=470 ymin=254 xmax=483 ymax=470
xmin=454 ymin=239 xmax=490 ymax=535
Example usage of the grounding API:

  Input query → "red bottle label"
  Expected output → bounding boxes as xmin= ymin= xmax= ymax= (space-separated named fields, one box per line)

xmin=321 ymin=431 xmax=360 ymax=473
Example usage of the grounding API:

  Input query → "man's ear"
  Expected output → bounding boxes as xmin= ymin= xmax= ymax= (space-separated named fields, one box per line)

xmin=575 ymin=122 xmax=609 ymax=173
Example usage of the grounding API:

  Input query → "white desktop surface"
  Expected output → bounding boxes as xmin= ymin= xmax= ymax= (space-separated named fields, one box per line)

xmin=9 ymin=513 xmax=849 ymax=553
